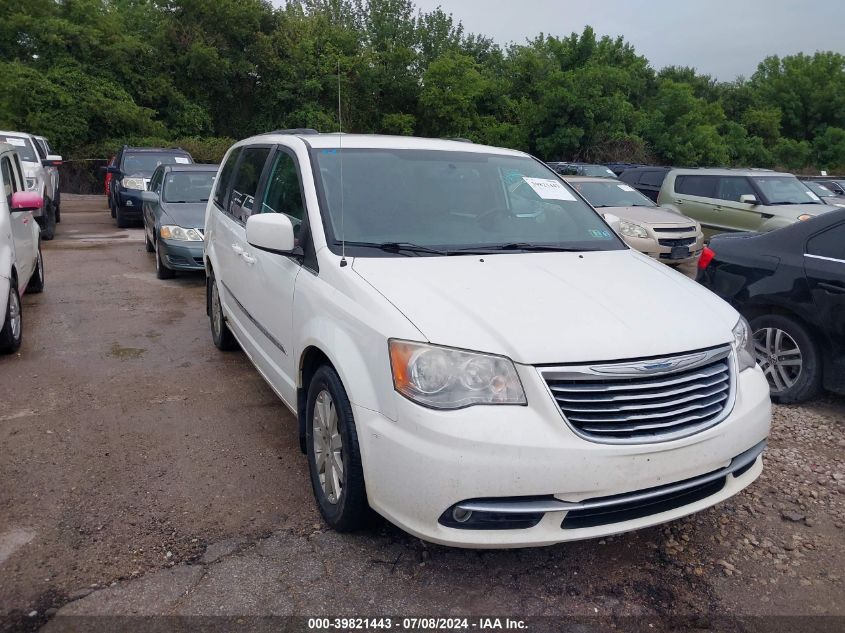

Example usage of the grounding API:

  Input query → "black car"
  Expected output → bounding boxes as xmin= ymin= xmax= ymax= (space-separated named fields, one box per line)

xmin=547 ymin=162 xmax=617 ymax=178
xmin=106 ymin=146 xmax=193 ymax=227
xmin=618 ymin=166 xmax=672 ymax=202
xmin=698 ymin=209 xmax=845 ymax=403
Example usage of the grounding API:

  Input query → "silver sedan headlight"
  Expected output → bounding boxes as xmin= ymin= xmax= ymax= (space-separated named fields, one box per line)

xmin=389 ymin=340 xmax=526 ymax=409
xmin=122 ymin=177 xmax=145 ymax=190
xmin=732 ymin=316 xmax=756 ymax=371
xmin=160 ymin=225 xmax=203 ymax=241
xmin=618 ymin=220 xmax=649 ymax=239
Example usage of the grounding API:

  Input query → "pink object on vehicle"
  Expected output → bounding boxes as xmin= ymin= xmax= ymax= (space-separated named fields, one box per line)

xmin=11 ymin=191 xmax=43 ymax=211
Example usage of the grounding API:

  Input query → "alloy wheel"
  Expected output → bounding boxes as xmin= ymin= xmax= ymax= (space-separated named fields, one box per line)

xmin=211 ymin=281 xmax=223 ymax=338
xmin=8 ymin=287 xmax=21 ymax=341
xmin=312 ymin=389 xmax=343 ymax=505
xmin=753 ymin=327 xmax=802 ymax=393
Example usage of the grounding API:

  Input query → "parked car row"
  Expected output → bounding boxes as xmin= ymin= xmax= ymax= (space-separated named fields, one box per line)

xmin=1 ymin=142 xmax=46 ymax=354
xmin=0 ymin=130 xmax=62 ymax=240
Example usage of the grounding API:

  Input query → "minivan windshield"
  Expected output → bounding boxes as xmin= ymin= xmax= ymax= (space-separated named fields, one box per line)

xmin=570 ymin=180 xmax=656 ymax=208
xmin=0 ymin=135 xmax=37 ymax=162
xmin=163 ymin=171 xmax=216 ymax=203
xmin=123 ymin=152 xmax=191 ymax=174
xmin=311 ymin=149 xmax=625 ymax=256
xmin=750 ymin=176 xmax=823 ymax=205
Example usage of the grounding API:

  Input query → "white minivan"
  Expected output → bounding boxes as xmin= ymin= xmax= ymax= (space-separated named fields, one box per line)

xmin=204 ymin=132 xmax=771 ymax=548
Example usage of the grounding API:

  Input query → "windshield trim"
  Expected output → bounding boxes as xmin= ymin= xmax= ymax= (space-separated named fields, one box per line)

xmin=303 ymin=144 xmax=627 ymax=258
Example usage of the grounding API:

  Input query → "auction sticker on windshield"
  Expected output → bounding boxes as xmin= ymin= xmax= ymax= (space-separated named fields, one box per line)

xmin=522 ymin=177 xmax=576 ymax=201
xmin=5 ymin=137 xmax=26 ymax=147
xmin=174 ymin=157 xmax=190 ymax=164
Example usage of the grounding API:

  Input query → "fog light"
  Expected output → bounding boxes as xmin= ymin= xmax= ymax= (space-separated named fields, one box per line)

xmin=452 ymin=507 xmax=473 ymax=523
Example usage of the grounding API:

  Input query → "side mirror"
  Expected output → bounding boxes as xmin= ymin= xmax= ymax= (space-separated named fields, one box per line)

xmin=106 ymin=166 xmax=120 ymax=174
xmin=140 ymin=191 xmax=159 ymax=203
xmin=740 ymin=194 xmax=758 ymax=205
xmin=11 ymin=191 xmax=43 ymax=212
xmin=246 ymin=213 xmax=295 ymax=254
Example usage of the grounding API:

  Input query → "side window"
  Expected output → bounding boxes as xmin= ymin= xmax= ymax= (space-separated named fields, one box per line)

xmin=213 ymin=148 xmax=241 ymax=210
xmin=227 ymin=147 xmax=271 ymax=223
xmin=1 ymin=157 xmax=16 ymax=207
xmin=807 ymin=223 xmax=845 ymax=260
xmin=639 ymin=170 xmax=665 ymax=187
xmin=261 ymin=150 xmax=305 ymax=236
xmin=33 ymin=138 xmax=46 ymax=160
xmin=715 ymin=176 xmax=755 ymax=203
xmin=675 ymin=175 xmax=717 ymax=198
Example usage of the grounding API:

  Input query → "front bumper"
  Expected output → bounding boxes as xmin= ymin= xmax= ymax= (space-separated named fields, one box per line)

xmin=356 ymin=363 xmax=771 ymax=548
xmin=159 ymin=238 xmax=204 ymax=271
xmin=623 ymin=232 xmax=705 ymax=266
xmin=116 ymin=188 xmax=144 ymax=216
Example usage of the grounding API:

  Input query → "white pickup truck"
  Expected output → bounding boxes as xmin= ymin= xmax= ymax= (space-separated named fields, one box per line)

xmin=0 ymin=131 xmax=61 ymax=240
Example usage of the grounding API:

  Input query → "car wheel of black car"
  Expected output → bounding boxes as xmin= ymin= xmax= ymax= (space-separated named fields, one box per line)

xmin=110 ymin=199 xmax=116 ymax=218
xmin=0 ymin=281 xmax=23 ymax=354
xmin=751 ymin=314 xmax=822 ymax=404
xmin=208 ymin=270 xmax=238 ymax=351
xmin=306 ymin=365 xmax=369 ymax=532
xmin=41 ymin=203 xmax=56 ymax=241
xmin=154 ymin=239 xmax=175 ymax=280
xmin=115 ymin=205 xmax=130 ymax=228
xmin=27 ymin=245 xmax=45 ymax=294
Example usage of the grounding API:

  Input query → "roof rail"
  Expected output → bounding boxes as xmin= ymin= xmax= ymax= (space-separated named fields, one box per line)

xmin=270 ymin=128 xmax=320 ymax=135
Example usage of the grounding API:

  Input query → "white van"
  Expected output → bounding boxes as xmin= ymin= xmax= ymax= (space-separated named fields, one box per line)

xmin=203 ymin=132 xmax=771 ymax=548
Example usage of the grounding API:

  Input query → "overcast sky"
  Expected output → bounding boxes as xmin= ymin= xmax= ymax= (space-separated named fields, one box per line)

xmin=325 ymin=0 xmax=840 ymax=80
xmin=408 ymin=0 xmax=845 ymax=79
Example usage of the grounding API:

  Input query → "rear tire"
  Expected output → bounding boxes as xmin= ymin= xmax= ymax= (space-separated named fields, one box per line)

xmin=27 ymin=246 xmax=45 ymax=294
xmin=54 ymin=193 xmax=61 ymax=223
xmin=750 ymin=314 xmax=822 ymax=404
xmin=208 ymin=270 xmax=238 ymax=351
xmin=306 ymin=365 xmax=369 ymax=532
xmin=0 ymin=281 xmax=22 ymax=354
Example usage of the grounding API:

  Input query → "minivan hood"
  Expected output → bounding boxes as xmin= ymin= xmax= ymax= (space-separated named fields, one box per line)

xmin=600 ymin=205 xmax=695 ymax=226
xmin=353 ymin=250 xmax=738 ymax=365
xmin=160 ymin=202 xmax=206 ymax=229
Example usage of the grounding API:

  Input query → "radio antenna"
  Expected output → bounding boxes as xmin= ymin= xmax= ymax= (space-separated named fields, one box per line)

xmin=338 ymin=59 xmax=347 ymax=268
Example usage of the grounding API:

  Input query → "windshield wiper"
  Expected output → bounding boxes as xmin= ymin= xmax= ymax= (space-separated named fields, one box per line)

xmin=462 ymin=243 xmax=592 ymax=253
xmin=342 ymin=241 xmax=450 ymax=256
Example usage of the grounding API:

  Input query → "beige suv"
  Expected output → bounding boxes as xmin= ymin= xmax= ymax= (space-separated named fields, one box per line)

xmin=566 ymin=176 xmax=703 ymax=266
xmin=657 ymin=169 xmax=839 ymax=237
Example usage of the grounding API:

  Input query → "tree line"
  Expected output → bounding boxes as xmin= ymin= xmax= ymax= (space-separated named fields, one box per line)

xmin=2 ymin=0 xmax=845 ymax=173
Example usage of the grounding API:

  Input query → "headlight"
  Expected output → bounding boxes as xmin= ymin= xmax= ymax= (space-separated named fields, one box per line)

xmin=618 ymin=220 xmax=649 ymax=239
xmin=160 ymin=225 xmax=203 ymax=241
xmin=389 ymin=340 xmax=526 ymax=409
xmin=732 ymin=316 xmax=756 ymax=372
xmin=25 ymin=177 xmax=38 ymax=191
xmin=122 ymin=177 xmax=145 ymax=190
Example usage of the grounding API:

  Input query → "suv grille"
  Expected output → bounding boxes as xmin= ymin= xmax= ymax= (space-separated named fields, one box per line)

xmin=657 ymin=236 xmax=696 ymax=247
xmin=539 ymin=346 xmax=734 ymax=444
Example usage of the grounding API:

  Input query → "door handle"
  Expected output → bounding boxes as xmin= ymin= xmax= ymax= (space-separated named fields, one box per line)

xmin=241 ymin=253 xmax=256 ymax=265
xmin=818 ymin=281 xmax=845 ymax=294
xmin=675 ymin=199 xmax=684 ymax=205
xmin=231 ymin=243 xmax=244 ymax=255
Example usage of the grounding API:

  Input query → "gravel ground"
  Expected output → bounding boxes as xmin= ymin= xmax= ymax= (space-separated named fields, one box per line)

xmin=0 ymin=196 xmax=843 ymax=632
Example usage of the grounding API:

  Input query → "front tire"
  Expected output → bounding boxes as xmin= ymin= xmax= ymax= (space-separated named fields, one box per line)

xmin=0 ymin=282 xmax=23 ymax=354
xmin=40 ymin=203 xmax=56 ymax=241
xmin=751 ymin=314 xmax=822 ymax=404
xmin=154 ymin=239 xmax=175 ymax=279
xmin=208 ymin=270 xmax=238 ymax=351
xmin=27 ymin=246 xmax=45 ymax=294
xmin=115 ymin=205 xmax=129 ymax=228
xmin=144 ymin=221 xmax=155 ymax=253
xmin=306 ymin=365 xmax=368 ymax=532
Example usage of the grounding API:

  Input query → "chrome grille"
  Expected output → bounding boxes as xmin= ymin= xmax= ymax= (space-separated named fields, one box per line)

xmin=539 ymin=346 xmax=734 ymax=444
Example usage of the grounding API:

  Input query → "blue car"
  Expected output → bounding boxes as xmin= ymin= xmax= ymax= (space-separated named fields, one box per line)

xmin=107 ymin=146 xmax=193 ymax=227
xmin=140 ymin=163 xmax=218 ymax=279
